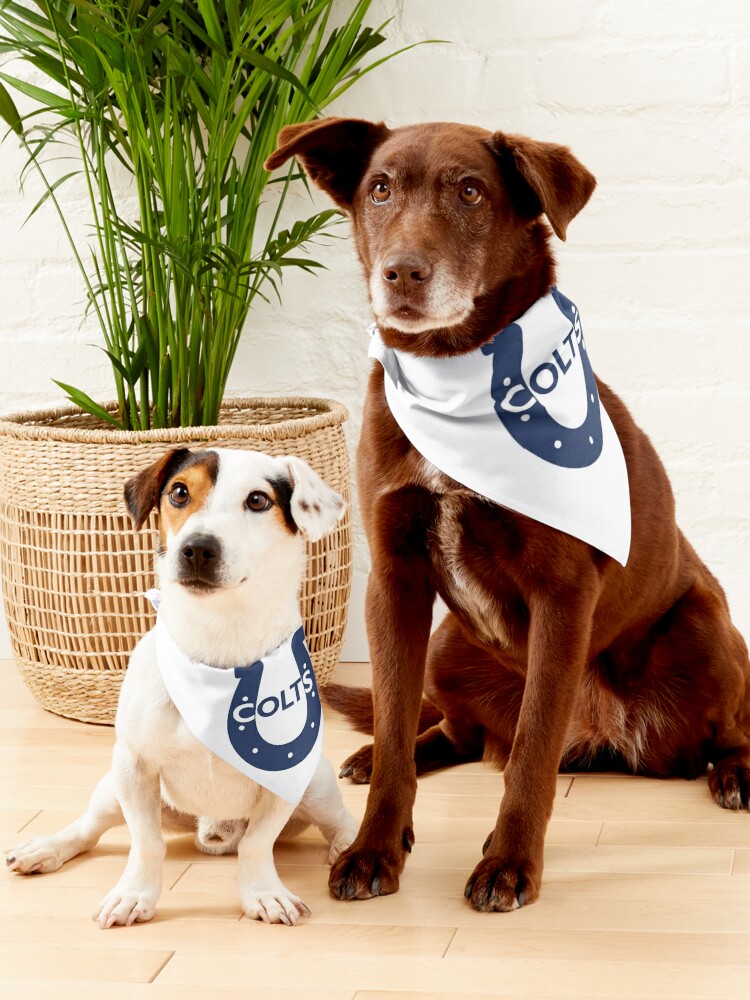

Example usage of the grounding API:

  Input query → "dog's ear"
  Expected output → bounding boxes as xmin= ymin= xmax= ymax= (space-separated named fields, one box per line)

xmin=276 ymin=456 xmax=346 ymax=542
xmin=124 ymin=448 xmax=192 ymax=530
xmin=264 ymin=116 xmax=391 ymax=210
xmin=486 ymin=132 xmax=596 ymax=241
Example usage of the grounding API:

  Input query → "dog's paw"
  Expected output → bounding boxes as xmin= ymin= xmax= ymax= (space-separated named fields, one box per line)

xmin=94 ymin=884 xmax=159 ymax=928
xmin=328 ymin=836 xmax=410 ymax=900
xmin=708 ymin=756 xmax=750 ymax=810
xmin=195 ymin=817 xmax=247 ymax=855
xmin=241 ymin=884 xmax=310 ymax=925
xmin=463 ymin=853 xmax=541 ymax=912
xmin=5 ymin=836 xmax=66 ymax=875
xmin=338 ymin=744 xmax=374 ymax=784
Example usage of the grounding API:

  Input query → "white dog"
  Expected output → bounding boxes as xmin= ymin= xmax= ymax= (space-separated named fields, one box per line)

xmin=6 ymin=447 xmax=358 ymax=927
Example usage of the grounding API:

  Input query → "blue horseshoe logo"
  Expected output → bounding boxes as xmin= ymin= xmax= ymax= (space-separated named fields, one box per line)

xmin=481 ymin=288 xmax=602 ymax=468
xmin=227 ymin=628 xmax=321 ymax=771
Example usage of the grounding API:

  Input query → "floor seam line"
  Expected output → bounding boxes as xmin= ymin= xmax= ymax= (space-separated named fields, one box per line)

xmin=15 ymin=809 xmax=42 ymax=834
xmin=168 ymin=862 xmax=192 ymax=891
xmin=442 ymin=926 xmax=458 ymax=958
xmin=149 ymin=950 xmax=175 ymax=984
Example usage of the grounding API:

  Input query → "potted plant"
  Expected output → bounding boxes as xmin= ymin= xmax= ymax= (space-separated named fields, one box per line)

xmin=0 ymin=0 xmax=411 ymax=722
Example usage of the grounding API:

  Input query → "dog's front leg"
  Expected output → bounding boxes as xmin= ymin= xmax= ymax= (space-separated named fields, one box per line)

xmin=329 ymin=552 xmax=434 ymax=900
xmin=238 ymin=789 xmax=309 ymax=925
xmin=95 ymin=741 xmax=165 ymax=928
xmin=464 ymin=585 xmax=597 ymax=912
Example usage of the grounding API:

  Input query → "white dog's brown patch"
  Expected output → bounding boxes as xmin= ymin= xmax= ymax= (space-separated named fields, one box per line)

xmin=159 ymin=451 xmax=219 ymax=544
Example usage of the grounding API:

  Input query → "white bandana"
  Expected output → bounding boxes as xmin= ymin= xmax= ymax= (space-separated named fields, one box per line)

xmin=146 ymin=592 xmax=323 ymax=805
xmin=369 ymin=288 xmax=631 ymax=565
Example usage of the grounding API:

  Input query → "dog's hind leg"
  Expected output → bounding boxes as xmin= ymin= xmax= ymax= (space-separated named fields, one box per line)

xmin=340 ymin=614 xmax=489 ymax=784
xmin=341 ymin=718 xmax=484 ymax=785
xmin=6 ymin=771 xmax=123 ymax=875
xmin=636 ymin=576 xmax=750 ymax=808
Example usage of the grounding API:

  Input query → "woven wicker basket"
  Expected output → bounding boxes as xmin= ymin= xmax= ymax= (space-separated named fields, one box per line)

xmin=0 ymin=397 xmax=352 ymax=724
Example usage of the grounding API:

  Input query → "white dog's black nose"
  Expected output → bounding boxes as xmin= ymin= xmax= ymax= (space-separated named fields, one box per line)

xmin=180 ymin=534 xmax=221 ymax=570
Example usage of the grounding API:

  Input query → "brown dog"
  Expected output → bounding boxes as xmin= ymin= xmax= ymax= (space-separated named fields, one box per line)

xmin=266 ymin=118 xmax=750 ymax=912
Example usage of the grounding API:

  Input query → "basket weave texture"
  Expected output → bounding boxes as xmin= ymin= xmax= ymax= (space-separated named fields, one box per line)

xmin=0 ymin=397 xmax=352 ymax=724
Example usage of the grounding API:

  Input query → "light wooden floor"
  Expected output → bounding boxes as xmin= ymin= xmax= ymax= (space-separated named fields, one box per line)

xmin=1 ymin=660 xmax=749 ymax=1000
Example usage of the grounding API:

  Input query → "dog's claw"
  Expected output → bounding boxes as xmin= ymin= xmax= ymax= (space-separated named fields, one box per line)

xmin=708 ymin=755 xmax=750 ymax=810
xmin=339 ymin=766 xmax=353 ymax=779
xmin=464 ymin=854 xmax=539 ymax=912
xmin=329 ymin=845 xmax=403 ymax=900
xmin=402 ymin=829 xmax=414 ymax=853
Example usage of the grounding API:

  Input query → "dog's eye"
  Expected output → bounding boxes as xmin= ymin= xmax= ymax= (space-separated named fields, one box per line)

xmin=169 ymin=482 xmax=190 ymax=507
xmin=370 ymin=181 xmax=391 ymax=204
xmin=458 ymin=185 xmax=483 ymax=206
xmin=246 ymin=491 xmax=272 ymax=512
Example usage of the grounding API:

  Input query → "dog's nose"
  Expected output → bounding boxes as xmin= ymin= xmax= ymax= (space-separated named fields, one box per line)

xmin=382 ymin=254 xmax=432 ymax=286
xmin=180 ymin=534 xmax=220 ymax=568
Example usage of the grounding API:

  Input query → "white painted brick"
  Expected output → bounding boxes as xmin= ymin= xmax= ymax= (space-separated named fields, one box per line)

xmin=573 ymin=182 xmax=750 ymax=249
xmin=591 ymin=326 xmax=716 ymax=395
xmin=396 ymin=0 xmax=598 ymax=44
xmin=528 ymin=110 xmax=750 ymax=184
xmin=30 ymin=265 xmax=89 ymax=323
xmin=691 ymin=533 xmax=750 ymax=581
xmin=730 ymin=41 xmax=750 ymax=99
xmin=635 ymin=390 xmax=748 ymax=463
xmin=602 ymin=1 xmax=750 ymax=40
xmin=331 ymin=44 xmax=486 ymax=124
xmin=537 ymin=48 xmax=729 ymax=111
xmin=1 ymin=336 xmax=110 ymax=409
xmin=557 ymin=252 xmax=749 ymax=320
xmin=2 ymin=198 xmax=92 ymax=263
xmin=0 ymin=266 xmax=39 ymax=326
xmin=0 ymin=141 xmax=27 ymax=197
xmin=471 ymin=52 xmax=540 ymax=124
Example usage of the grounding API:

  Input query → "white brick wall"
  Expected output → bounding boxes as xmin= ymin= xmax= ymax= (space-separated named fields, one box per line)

xmin=1 ymin=0 xmax=749 ymax=658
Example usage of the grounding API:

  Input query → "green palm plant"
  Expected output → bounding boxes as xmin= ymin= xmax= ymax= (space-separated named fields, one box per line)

xmin=0 ymin=1 xmax=413 ymax=429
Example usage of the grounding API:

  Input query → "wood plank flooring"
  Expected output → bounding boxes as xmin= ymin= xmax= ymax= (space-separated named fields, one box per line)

xmin=1 ymin=660 xmax=749 ymax=999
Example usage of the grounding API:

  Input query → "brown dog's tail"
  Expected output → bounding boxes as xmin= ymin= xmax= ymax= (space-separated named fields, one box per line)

xmin=323 ymin=683 xmax=443 ymax=736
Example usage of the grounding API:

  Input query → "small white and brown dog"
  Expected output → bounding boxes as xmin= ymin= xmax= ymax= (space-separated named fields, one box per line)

xmin=5 ymin=447 xmax=358 ymax=927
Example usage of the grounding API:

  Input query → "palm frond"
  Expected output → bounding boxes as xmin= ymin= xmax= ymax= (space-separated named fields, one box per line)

xmin=0 ymin=0 xmax=423 ymax=428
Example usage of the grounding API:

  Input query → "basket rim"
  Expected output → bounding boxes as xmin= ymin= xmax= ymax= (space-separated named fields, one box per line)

xmin=0 ymin=396 xmax=349 ymax=444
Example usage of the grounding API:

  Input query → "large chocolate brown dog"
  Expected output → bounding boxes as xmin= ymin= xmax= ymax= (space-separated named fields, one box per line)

xmin=266 ymin=118 xmax=750 ymax=912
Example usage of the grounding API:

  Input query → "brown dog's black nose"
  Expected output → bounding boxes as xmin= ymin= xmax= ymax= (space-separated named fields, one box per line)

xmin=180 ymin=534 xmax=220 ymax=569
xmin=382 ymin=254 xmax=432 ymax=286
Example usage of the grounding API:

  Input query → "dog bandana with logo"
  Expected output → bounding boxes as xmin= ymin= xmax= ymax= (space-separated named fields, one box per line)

xmin=146 ymin=591 xmax=323 ymax=805
xmin=368 ymin=287 xmax=631 ymax=565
